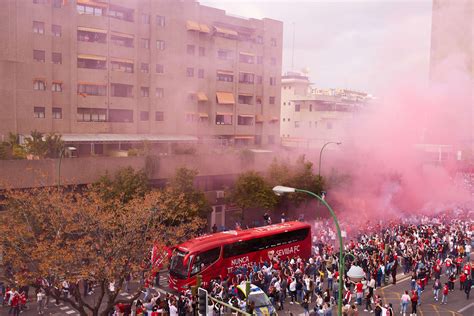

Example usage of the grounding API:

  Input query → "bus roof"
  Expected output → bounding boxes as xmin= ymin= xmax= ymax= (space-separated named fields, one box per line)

xmin=175 ymin=221 xmax=311 ymax=254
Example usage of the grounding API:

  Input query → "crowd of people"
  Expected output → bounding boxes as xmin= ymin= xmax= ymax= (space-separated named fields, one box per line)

xmin=1 ymin=209 xmax=472 ymax=316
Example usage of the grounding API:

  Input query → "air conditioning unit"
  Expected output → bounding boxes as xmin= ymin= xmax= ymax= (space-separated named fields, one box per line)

xmin=216 ymin=190 xmax=225 ymax=199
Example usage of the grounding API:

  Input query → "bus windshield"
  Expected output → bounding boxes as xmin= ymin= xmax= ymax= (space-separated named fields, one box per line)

xmin=169 ymin=249 xmax=189 ymax=279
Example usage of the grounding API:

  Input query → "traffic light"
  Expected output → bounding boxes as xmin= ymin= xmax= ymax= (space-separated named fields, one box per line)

xmin=198 ymin=287 xmax=208 ymax=315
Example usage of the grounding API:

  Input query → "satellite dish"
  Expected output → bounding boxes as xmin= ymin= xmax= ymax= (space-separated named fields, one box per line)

xmin=301 ymin=67 xmax=310 ymax=75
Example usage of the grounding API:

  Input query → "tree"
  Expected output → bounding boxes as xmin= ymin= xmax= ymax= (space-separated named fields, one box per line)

xmin=24 ymin=130 xmax=48 ymax=158
xmin=0 ymin=133 xmax=26 ymax=160
xmin=93 ymin=166 xmax=150 ymax=204
xmin=44 ymin=133 xmax=64 ymax=158
xmin=0 ymin=186 xmax=205 ymax=316
xmin=167 ymin=167 xmax=211 ymax=217
xmin=229 ymin=171 xmax=278 ymax=210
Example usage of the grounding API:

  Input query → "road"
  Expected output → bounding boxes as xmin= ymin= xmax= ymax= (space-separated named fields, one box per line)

xmin=4 ymin=272 xmax=472 ymax=315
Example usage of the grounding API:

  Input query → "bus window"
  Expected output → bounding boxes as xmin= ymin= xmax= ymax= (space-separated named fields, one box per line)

xmin=190 ymin=247 xmax=220 ymax=276
xmin=169 ymin=249 xmax=190 ymax=279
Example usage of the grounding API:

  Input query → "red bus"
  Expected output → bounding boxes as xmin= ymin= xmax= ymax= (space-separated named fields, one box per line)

xmin=168 ymin=221 xmax=312 ymax=292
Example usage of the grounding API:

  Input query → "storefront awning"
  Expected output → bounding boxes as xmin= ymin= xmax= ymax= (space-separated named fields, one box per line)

xmin=198 ymin=113 xmax=209 ymax=118
xmin=199 ymin=24 xmax=210 ymax=33
xmin=216 ymin=92 xmax=235 ymax=105
xmin=216 ymin=112 xmax=233 ymax=116
xmin=33 ymin=77 xmax=46 ymax=82
xmin=238 ymin=114 xmax=254 ymax=118
xmin=78 ymin=26 xmax=107 ymax=34
xmin=270 ymin=117 xmax=279 ymax=121
xmin=216 ymin=70 xmax=233 ymax=75
xmin=77 ymin=82 xmax=106 ymax=86
xmin=255 ymin=115 xmax=264 ymax=122
xmin=111 ymin=31 xmax=134 ymax=39
xmin=214 ymin=26 xmax=238 ymax=37
xmin=234 ymin=136 xmax=255 ymax=140
xmin=239 ymin=52 xmax=254 ymax=57
xmin=238 ymin=93 xmax=254 ymax=97
xmin=61 ymin=134 xmax=199 ymax=143
xmin=77 ymin=0 xmax=108 ymax=8
xmin=186 ymin=20 xmax=201 ymax=32
xmin=111 ymin=57 xmax=134 ymax=64
xmin=77 ymin=54 xmax=106 ymax=61
xmin=52 ymin=80 xmax=63 ymax=84
xmin=197 ymin=92 xmax=208 ymax=102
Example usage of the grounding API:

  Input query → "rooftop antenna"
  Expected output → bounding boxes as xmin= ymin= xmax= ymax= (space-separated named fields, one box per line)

xmin=291 ymin=22 xmax=295 ymax=71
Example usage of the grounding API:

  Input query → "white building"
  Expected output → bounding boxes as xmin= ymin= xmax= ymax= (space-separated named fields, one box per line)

xmin=280 ymin=72 xmax=371 ymax=148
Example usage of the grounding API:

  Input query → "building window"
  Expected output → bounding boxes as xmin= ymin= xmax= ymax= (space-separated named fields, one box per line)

xmin=77 ymin=57 xmax=106 ymax=70
xmin=295 ymin=121 xmax=300 ymax=128
xmin=283 ymin=118 xmax=285 ymax=122
xmin=239 ymin=72 xmax=254 ymax=84
xmin=309 ymin=104 xmax=313 ymax=112
xmin=155 ymin=88 xmax=164 ymax=98
xmin=52 ymin=0 xmax=62 ymax=8
xmin=78 ymin=84 xmax=106 ymax=96
xmin=77 ymin=29 xmax=107 ymax=43
xmin=140 ymin=87 xmax=149 ymax=97
xmin=187 ymin=44 xmax=195 ymax=55
xmin=77 ymin=108 xmax=107 ymax=122
xmin=109 ymin=109 xmax=133 ymax=122
xmin=111 ymin=83 xmax=133 ymax=98
xmin=156 ymin=15 xmax=165 ymax=27
xmin=141 ymin=13 xmax=150 ymax=24
xmin=155 ymin=111 xmax=164 ymax=121
xmin=198 ymin=69 xmax=204 ymax=79
xmin=295 ymin=104 xmax=300 ymax=112
xmin=256 ymin=35 xmax=263 ymax=44
xmin=156 ymin=64 xmax=164 ymax=74
xmin=314 ymin=121 xmax=318 ymax=128
xmin=111 ymin=60 xmax=134 ymax=73
xmin=239 ymin=53 xmax=254 ymax=64
xmin=268 ymin=135 xmax=275 ymax=144
xmin=140 ymin=111 xmax=149 ymax=121
xmin=33 ymin=21 xmax=45 ymax=34
xmin=52 ymin=25 xmax=61 ymax=37
xmin=156 ymin=40 xmax=165 ymax=50
xmin=238 ymin=115 xmax=254 ymax=125
xmin=270 ymin=57 xmax=276 ymax=66
xmin=52 ymin=82 xmax=62 ymax=92
xmin=327 ymin=122 xmax=333 ymax=129
xmin=215 ymin=114 xmax=232 ymax=125
xmin=238 ymin=95 xmax=253 ymax=105
xmin=76 ymin=4 xmax=104 ymax=16
xmin=270 ymin=38 xmax=277 ymax=47
xmin=52 ymin=107 xmax=62 ymax=119
xmin=140 ymin=63 xmax=149 ymax=73
xmin=256 ymin=97 xmax=262 ymax=105
xmin=269 ymin=77 xmax=276 ymax=86
xmin=111 ymin=34 xmax=134 ymax=47
xmin=33 ymin=50 xmax=45 ymax=62
xmin=185 ymin=113 xmax=197 ymax=122
xmin=52 ymin=52 xmax=62 ymax=64
xmin=141 ymin=38 xmax=150 ymax=49
xmin=186 ymin=67 xmax=194 ymax=77
xmin=33 ymin=79 xmax=46 ymax=91
xmin=34 ymin=106 xmax=45 ymax=118
xmin=257 ymin=56 xmax=263 ymax=64
xmin=108 ymin=5 xmax=134 ymax=22
xmin=33 ymin=0 xmax=47 ymax=4
xmin=217 ymin=49 xmax=232 ymax=60
xmin=256 ymin=76 xmax=263 ymax=84
xmin=216 ymin=71 xmax=233 ymax=82
xmin=199 ymin=47 xmax=205 ymax=57
xmin=269 ymin=96 xmax=275 ymax=104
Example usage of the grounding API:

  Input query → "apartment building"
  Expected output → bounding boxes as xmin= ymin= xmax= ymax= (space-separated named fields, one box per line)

xmin=280 ymin=72 xmax=370 ymax=149
xmin=0 ymin=0 xmax=282 ymax=150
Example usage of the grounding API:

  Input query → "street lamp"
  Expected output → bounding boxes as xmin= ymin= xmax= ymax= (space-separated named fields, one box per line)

xmin=318 ymin=141 xmax=341 ymax=178
xmin=272 ymin=185 xmax=345 ymax=316
xmin=58 ymin=146 xmax=76 ymax=188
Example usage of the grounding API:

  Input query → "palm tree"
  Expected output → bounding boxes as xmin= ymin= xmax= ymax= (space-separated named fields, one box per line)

xmin=24 ymin=130 xmax=48 ymax=159
xmin=44 ymin=133 xmax=64 ymax=158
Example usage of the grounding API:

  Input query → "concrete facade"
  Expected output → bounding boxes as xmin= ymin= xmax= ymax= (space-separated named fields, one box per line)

xmin=0 ymin=0 xmax=282 ymax=146
xmin=279 ymin=72 xmax=370 ymax=149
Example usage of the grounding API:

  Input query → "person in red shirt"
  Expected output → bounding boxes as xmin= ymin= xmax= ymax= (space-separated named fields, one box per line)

xmin=459 ymin=272 xmax=467 ymax=291
xmin=410 ymin=290 xmax=418 ymax=316
xmin=441 ymin=283 xmax=449 ymax=304
xmin=355 ymin=280 xmax=364 ymax=305
xmin=9 ymin=291 xmax=20 ymax=316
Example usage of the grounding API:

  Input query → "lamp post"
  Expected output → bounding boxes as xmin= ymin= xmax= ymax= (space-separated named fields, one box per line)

xmin=272 ymin=185 xmax=345 ymax=316
xmin=58 ymin=146 xmax=76 ymax=188
xmin=318 ymin=141 xmax=341 ymax=178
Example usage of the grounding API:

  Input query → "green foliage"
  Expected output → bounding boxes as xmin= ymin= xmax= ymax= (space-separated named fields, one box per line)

xmin=0 ymin=133 xmax=26 ymax=160
xmin=172 ymin=144 xmax=197 ymax=155
xmin=167 ymin=167 xmax=211 ymax=217
xmin=230 ymin=171 xmax=278 ymax=210
xmin=44 ymin=133 xmax=64 ymax=158
xmin=93 ymin=167 xmax=150 ymax=204
xmin=24 ymin=130 xmax=48 ymax=158
xmin=239 ymin=148 xmax=255 ymax=166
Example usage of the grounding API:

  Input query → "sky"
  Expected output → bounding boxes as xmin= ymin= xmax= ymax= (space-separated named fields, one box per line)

xmin=200 ymin=0 xmax=433 ymax=95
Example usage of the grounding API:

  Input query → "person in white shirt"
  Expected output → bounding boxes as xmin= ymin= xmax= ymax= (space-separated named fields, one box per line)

xmin=289 ymin=278 xmax=297 ymax=304
xmin=37 ymin=290 xmax=45 ymax=315
xmin=169 ymin=301 xmax=178 ymax=316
